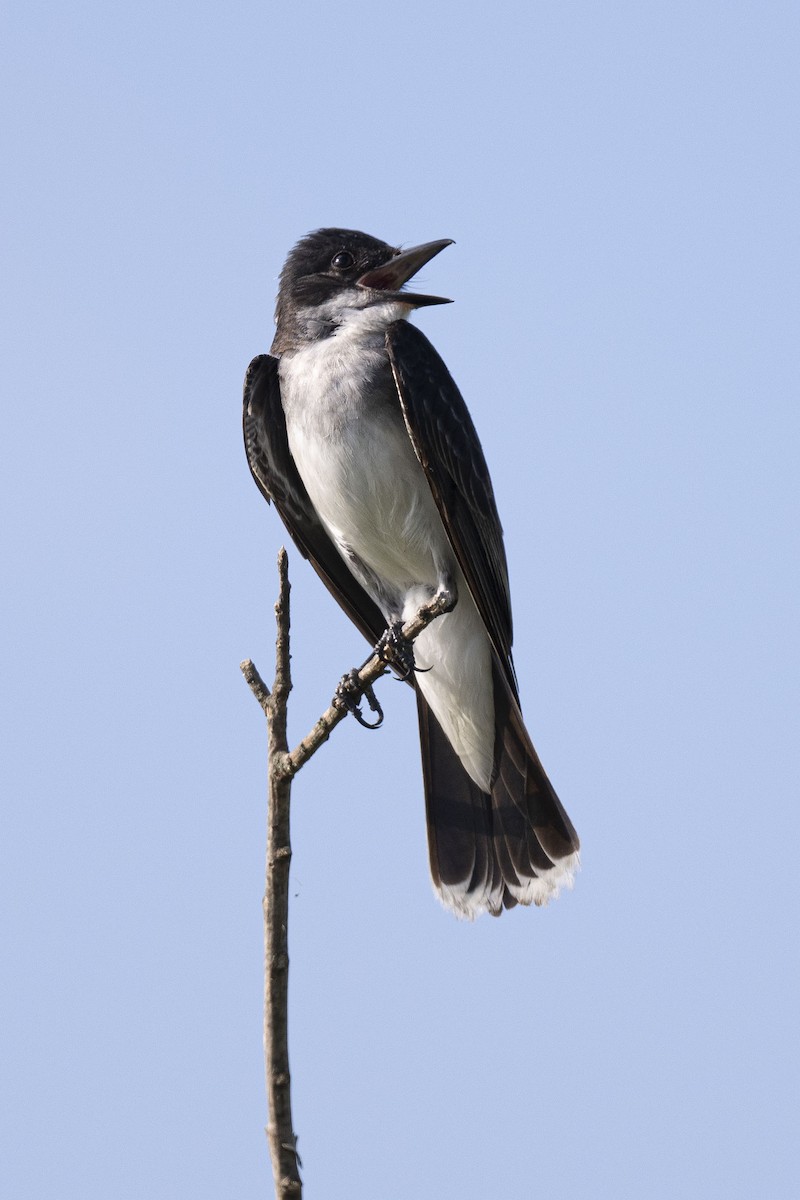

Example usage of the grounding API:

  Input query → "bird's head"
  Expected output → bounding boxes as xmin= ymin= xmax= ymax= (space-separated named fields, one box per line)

xmin=273 ymin=228 xmax=453 ymax=349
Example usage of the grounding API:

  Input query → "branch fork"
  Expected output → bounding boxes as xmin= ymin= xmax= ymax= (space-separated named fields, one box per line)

xmin=241 ymin=548 xmax=449 ymax=1197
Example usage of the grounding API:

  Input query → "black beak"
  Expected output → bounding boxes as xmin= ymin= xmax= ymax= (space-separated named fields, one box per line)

xmin=357 ymin=239 xmax=454 ymax=307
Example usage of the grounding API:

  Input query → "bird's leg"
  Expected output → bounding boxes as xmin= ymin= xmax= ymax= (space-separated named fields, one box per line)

xmin=378 ymin=578 xmax=458 ymax=681
xmin=332 ymin=579 xmax=458 ymax=725
xmin=332 ymin=668 xmax=386 ymax=729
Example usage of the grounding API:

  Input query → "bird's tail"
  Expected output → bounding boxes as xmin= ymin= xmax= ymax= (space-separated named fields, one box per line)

xmin=417 ymin=658 xmax=579 ymax=919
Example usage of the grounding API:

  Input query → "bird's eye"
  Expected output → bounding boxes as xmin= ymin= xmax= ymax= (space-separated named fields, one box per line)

xmin=331 ymin=250 xmax=354 ymax=270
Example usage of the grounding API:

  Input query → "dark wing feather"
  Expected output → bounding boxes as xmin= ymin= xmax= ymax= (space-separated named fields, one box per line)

xmin=385 ymin=321 xmax=518 ymax=698
xmin=243 ymin=354 xmax=385 ymax=645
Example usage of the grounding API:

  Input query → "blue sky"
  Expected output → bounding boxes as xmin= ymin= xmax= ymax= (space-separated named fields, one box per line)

xmin=3 ymin=2 xmax=798 ymax=1197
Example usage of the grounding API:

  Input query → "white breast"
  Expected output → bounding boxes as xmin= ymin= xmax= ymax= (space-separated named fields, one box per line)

xmin=279 ymin=307 xmax=495 ymax=791
xmin=279 ymin=309 xmax=449 ymax=594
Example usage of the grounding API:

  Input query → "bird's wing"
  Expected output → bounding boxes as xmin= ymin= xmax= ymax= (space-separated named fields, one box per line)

xmin=385 ymin=321 xmax=518 ymax=698
xmin=243 ymin=354 xmax=386 ymax=645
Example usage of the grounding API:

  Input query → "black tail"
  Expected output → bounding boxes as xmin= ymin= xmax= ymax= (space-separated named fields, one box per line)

xmin=416 ymin=657 xmax=579 ymax=919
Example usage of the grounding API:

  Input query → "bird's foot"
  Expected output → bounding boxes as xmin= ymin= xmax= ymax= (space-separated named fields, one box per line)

xmin=376 ymin=622 xmax=430 ymax=680
xmin=332 ymin=668 xmax=385 ymax=730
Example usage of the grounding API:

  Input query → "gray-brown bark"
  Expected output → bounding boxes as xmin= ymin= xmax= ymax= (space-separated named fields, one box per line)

xmin=241 ymin=548 xmax=450 ymax=1197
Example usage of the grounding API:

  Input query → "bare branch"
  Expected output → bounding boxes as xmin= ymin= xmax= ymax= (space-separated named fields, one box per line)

xmin=240 ymin=659 xmax=271 ymax=715
xmin=287 ymin=589 xmax=452 ymax=774
xmin=241 ymin=548 xmax=302 ymax=1198
xmin=241 ymin=551 xmax=450 ymax=1196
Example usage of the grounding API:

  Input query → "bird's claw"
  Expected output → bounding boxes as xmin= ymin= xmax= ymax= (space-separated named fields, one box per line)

xmin=376 ymin=622 xmax=431 ymax=680
xmin=333 ymin=669 xmax=385 ymax=729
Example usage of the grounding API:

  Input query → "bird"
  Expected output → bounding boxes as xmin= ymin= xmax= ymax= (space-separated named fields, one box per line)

xmin=243 ymin=228 xmax=579 ymax=918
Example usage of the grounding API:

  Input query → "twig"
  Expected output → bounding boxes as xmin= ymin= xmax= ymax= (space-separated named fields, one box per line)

xmin=287 ymin=588 xmax=453 ymax=774
xmin=241 ymin=550 xmax=451 ymax=1196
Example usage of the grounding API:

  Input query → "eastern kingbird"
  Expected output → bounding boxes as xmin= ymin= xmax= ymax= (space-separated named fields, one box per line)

xmin=244 ymin=228 xmax=579 ymax=918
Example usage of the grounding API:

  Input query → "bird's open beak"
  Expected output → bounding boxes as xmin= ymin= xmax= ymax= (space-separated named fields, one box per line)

xmin=357 ymin=239 xmax=454 ymax=307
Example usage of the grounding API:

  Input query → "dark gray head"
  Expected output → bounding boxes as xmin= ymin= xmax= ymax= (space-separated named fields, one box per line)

xmin=272 ymin=227 xmax=453 ymax=352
